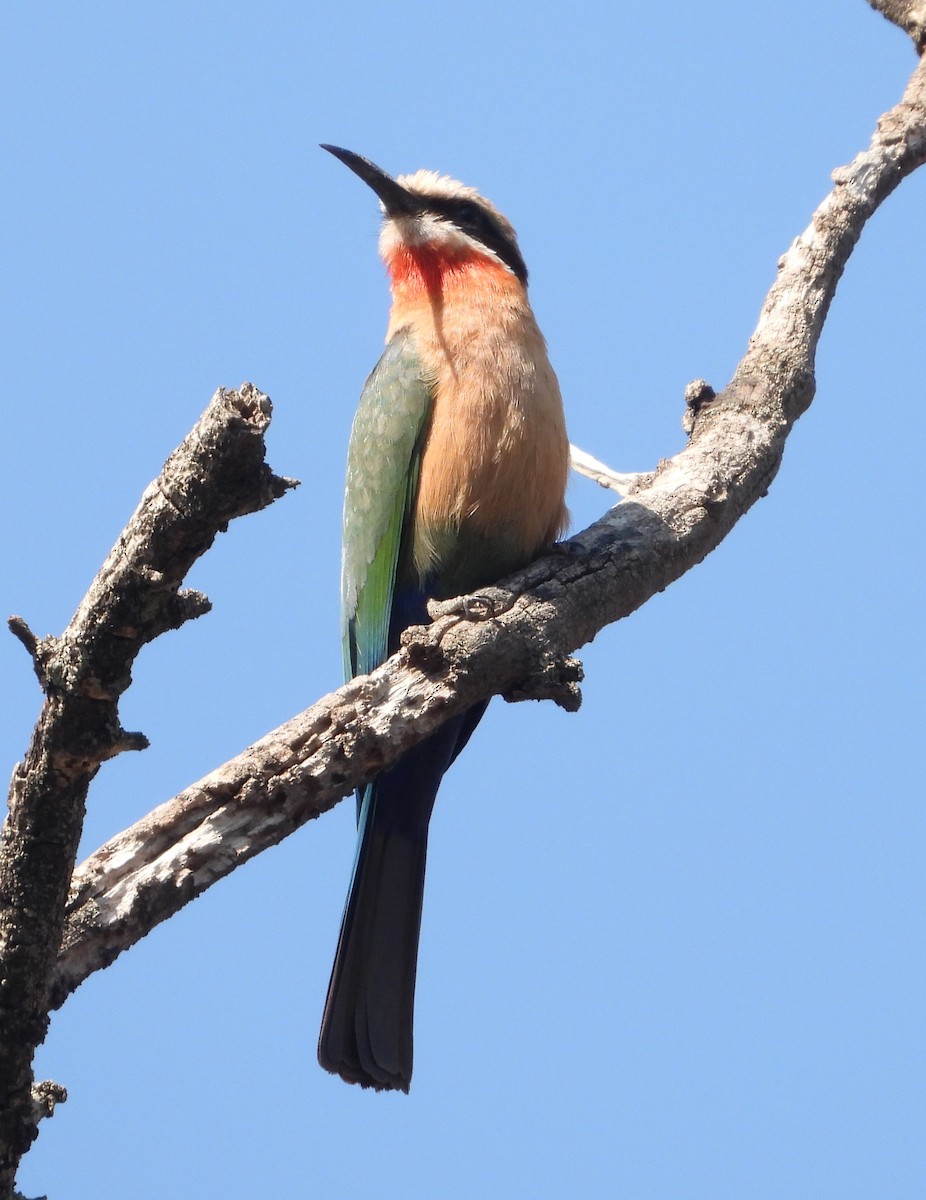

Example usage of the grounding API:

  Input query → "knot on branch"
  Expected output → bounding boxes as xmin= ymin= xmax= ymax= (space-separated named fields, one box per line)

xmin=504 ymin=652 xmax=584 ymax=711
xmin=230 ymin=381 xmax=273 ymax=427
xmin=682 ymin=379 xmax=717 ymax=435
xmin=101 ymin=729 xmax=150 ymax=760
xmin=8 ymin=617 xmax=60 ymax=691
xmin=30 ymin=1080 xmax=67 ymax=1125
xmin=156 ymin=588 xmax=213 ymax=636
xmin=401 ymin=626 xmax=448 ymax=676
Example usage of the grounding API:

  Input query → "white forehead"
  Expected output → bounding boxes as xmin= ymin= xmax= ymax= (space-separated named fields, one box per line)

xmin=394 ymin=169 xmax=512 ymax=231
xmin=396 ymin=169 xmax=480 ymax=202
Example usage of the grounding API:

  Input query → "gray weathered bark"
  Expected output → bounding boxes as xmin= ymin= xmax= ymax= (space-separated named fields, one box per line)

xmin=0 ymin=387 xmax=295 ymax=1196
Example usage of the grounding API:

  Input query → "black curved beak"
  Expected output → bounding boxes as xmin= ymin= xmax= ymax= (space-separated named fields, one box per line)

xmin=320 ymin=145 xmax=419 ymax=217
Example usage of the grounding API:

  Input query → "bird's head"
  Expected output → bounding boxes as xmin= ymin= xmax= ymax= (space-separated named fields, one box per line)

xmin=321 ymin=144 xmax=528 ymax=288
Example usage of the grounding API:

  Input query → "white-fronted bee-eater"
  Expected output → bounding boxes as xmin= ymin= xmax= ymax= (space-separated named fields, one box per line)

xmin=318 ymin=145 xmax=569 ymax=1091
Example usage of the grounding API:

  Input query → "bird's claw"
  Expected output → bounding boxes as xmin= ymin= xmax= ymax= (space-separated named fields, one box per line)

xmin=427 ymin=590 xmax=513 ymax=623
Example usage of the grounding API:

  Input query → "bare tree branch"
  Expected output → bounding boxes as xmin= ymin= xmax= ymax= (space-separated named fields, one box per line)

xmin=0 ymin=385 xmax=295 ymax=1192
xmin=50 ymin=48 xmax=926 ymax=1012
xmin=2 ymin=12 xmax=925 ymax=1195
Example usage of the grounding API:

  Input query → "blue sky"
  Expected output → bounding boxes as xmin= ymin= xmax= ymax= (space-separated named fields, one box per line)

xmin=2 ymin=2 xmax=924 ymax=1197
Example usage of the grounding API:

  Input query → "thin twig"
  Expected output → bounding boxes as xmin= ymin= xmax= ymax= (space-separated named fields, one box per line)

xmin=6 ymin=618 xmax=38 ymax=662
xmin=568 ymin=444 xmax=652 ymax=495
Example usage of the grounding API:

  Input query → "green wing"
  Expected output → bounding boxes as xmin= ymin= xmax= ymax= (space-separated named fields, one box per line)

xmin=341 ymin=330 xmax=432 ymax=681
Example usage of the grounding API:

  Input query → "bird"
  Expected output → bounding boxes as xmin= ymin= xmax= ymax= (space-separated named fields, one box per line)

xmin=317 ymin=145 xmax=569 ymax=1091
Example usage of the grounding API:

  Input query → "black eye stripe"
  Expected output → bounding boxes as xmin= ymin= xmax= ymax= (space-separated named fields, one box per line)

xmin=411 ymin=194 xmax=529 ymax=286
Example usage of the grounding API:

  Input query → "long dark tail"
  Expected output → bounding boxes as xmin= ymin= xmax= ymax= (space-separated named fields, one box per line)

xmin=318 ymin=705 xmax=486 ymax=1091
xmin=317 ymin=794 xmax=427 ymax=1091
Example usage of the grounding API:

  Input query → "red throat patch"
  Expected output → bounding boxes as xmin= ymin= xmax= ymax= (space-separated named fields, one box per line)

xmin=385 ymin=243 xmax=512 ymax=301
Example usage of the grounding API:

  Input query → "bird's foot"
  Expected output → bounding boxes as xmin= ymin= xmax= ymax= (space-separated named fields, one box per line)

xmin=427 ymin=589 xmax=514 ymax=623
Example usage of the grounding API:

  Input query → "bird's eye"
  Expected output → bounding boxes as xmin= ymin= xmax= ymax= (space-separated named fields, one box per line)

xmin=454 ymin=201 xmax=484 ymax=229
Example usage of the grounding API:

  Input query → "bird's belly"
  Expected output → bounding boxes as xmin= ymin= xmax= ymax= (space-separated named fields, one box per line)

xmin=412 ymin=374 xmax=568 ymax=596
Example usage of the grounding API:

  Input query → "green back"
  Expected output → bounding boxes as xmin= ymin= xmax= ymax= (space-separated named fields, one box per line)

xmin=341 ymin=330 xmax=432 ymax=681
